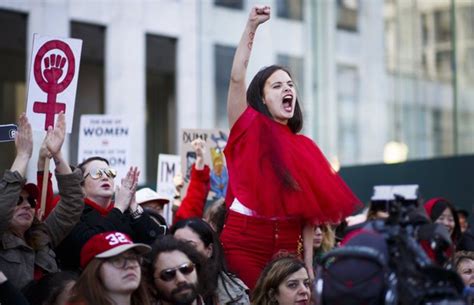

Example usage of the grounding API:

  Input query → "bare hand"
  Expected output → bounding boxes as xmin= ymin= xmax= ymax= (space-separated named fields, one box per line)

xmin=114 ymin=167 xmax=139 ymax=212
xmin=39 ymin=138 xmax=53 ymax=160
xmin=45 ymin=112 xmax=66 ymax=156
xmin=15 ymin=113 xmax=33 ymax=159
xmin=248 ymin=5 xmax=271 ymax=26
xmin=35 ymin=208 xmax=45 ymax=222
xmin=191 ymin=138 xmax=205 ymax=158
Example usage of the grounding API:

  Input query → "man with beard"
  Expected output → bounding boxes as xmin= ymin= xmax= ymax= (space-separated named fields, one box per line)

xmin=148 ymin=236 xmax=212 ymax=305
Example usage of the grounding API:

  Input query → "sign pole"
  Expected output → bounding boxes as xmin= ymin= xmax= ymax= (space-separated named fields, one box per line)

xmin=40 ymin=158 xmax=50 ymax=220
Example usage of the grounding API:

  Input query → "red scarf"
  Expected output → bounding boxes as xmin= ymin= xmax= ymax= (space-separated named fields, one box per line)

xmin=84 ymin=198 xmax=114 ymax=216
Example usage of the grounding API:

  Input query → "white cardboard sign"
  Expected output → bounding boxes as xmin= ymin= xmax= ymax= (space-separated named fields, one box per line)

xmin=157 ymin=154 xmax=181 ymax=225
xmin=77 ymin=115 xmax=131 ymax=182
xmin=26 ymin=34 xmax=82 ymax=133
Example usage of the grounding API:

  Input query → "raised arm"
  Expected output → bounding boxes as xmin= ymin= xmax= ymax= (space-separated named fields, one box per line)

xmin=43 ymin=112 xmax=85 ymax=247
xmin=10 ymin=113 xmax=33 ymax=176
xmin=227 ymin=5 xmax=270 ymax=128
xmin=45 ymin=112 xmax=70 ymax=175
xmin=0 ymin=114 xmax=33 ymax=234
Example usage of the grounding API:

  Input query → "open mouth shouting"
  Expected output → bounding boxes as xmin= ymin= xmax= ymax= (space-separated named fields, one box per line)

xmin=282 ymin=94 xmax=293 ymax=112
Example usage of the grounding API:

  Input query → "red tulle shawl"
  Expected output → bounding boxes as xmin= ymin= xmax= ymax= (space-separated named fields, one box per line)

xmin=224 ymin=106 xmax=361 ymax=224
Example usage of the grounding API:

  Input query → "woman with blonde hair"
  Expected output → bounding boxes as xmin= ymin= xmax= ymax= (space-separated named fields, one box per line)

xmin=313 ymin=225 xmax=336 ymax=266
xmin=252 ymin=256 xmax=311 ymax=305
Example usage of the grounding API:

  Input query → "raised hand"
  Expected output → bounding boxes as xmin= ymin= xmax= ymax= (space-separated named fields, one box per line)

xmin=11 ymin=113 xmax=33 ymax=176
xmin=191 ymin=138 xmax=206 ymax=170
xmin=114 ymin=166 xmax=140 ymax=212
xmin=248 ymin=5 xmax=271 ymax=26
xmin=39 ymin=138 xmax=53 ymax=160
xmin=192 ymin=138 xmax=205 ymax=158
xmin=16 ymin=113 xmax=33 ymax=159
xmin=44 ymin=112 xmax=66 ymax=156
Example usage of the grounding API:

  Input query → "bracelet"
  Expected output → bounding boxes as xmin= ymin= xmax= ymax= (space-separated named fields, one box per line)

xmin=129 ymin=205 xmax=144 ymax=219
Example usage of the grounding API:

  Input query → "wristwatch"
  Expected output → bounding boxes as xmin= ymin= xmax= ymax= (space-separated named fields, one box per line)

xmin=129 ymin=205 xmax=144 ymax=219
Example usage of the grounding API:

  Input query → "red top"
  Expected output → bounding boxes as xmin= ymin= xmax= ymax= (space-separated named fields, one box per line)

xmin=224 ymin=106 xmax=360 ymax=224
xmin=174 ymin=164 xmax=211 ymax=224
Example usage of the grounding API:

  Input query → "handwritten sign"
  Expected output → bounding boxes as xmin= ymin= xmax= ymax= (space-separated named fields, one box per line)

xmin=157 ymin=154 xmax=181 ymax=225
xmin=180 ymin=129 xmax=229 ymax=206
xmin=26 ymin=34 xmax=82 ymax=133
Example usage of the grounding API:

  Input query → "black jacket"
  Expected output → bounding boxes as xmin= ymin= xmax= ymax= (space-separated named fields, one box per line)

xmin=55 ymin=199 xmax=165 ymax=271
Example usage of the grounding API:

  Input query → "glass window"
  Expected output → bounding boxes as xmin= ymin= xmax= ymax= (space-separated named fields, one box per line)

xmin=214 ymin=0 xmax=243 ymax=10
xmin=434 ymin=10 xmax=451 ymax=44
xmin=336 ymin=65 xmax=359 ymax=164
xmin=276 ymin=0 xmax=303 ymax=21
xmin=146 ymin=34 xmax=177 ymax=186
xmin=337 ymin=0 xmax=358 ymax=31
xmin=0 ymin=10 xmax=27 ymax=172
xmin=276 ymin=54 xmax=304 ymax=97
xmin=435 ymin=50 xmax=451 ymax=80
xmin=70 ymin=22 xmax=106 ymax=165
xmin=214 ymin=44 xmax=236 ymax=129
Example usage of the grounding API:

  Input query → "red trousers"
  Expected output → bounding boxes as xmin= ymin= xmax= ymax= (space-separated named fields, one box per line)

xmin=220 ymin=211 xmax=302 ymax=290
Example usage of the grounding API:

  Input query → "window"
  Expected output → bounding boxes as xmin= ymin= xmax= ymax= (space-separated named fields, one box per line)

xmin=214 ymin=0 xmax=243 ymax=10
xmin=337 ymin=0 xmax=358 ymax=31
xmin=146 ymin=35 xmax=177 ymax=186
xmin=277 ymin=54 xmax=304 ymax=97
xmin=214 ymin=44 xmax=236 ymax=129
xmin=336 ymin=65 xmax=359 ymax=164
xmin=434 ymin=10 xmax=451 ymax=44
xmin=0 ymin=10 xmax=27 ymax=172
xmin=276 ymin=0 xmax=303 ymax=21
xmin=70 ymin=22 xmax=106 ymax=165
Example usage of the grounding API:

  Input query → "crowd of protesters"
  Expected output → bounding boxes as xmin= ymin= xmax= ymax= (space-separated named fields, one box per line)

xmin=1 ymin=4 xmax=473 ymax=305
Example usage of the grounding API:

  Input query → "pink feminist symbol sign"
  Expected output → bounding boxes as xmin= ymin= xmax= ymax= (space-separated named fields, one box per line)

xmin=33 ymin=40 xmax=75 ymax=130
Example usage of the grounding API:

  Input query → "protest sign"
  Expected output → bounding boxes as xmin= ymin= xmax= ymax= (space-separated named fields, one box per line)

xmin=180 ymin=129 xmax=228 ymax=209
xmin=26 ymin=34 xmax=82 ymax=133
xmin=78 ymin=115 xmax=131 ymax=182
xmin=157 ymin=154 xmax=181 ymax=225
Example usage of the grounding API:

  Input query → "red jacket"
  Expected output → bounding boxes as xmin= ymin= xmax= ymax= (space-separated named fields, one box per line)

xmin=174 ymin=164 xmax=210 ymax=223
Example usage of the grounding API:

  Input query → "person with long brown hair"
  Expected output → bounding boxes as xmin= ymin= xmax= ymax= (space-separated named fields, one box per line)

xmin=252 ymin=256 xmax=311 ymax=305
xmin=68 ymin=231 xmax=151 ymax=305
xmin=221 ymin=5 xmax=360 ymax=289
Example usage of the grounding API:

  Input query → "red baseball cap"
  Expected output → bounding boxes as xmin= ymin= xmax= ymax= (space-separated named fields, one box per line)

xmin=80 ymin=231 xmax=151 ymax=269
xmin=23 ymin=183 xmax=39 ymax=200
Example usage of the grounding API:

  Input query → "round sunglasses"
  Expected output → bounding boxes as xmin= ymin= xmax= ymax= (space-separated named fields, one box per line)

xmin=18 ymin=195 xmax=36 ymax=208
xmin=156 ymin=262 xmax=195 ymax=282
xmin=84 ymin=167 xmax=117 ymax=180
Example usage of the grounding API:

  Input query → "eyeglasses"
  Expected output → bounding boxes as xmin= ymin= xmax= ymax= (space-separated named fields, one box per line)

xmin=18 ymin=195 xmax=36 ymax=208
xmin=157 ymin=262 xmax=195 ymax=282
xmin=84 ymin=167 xmax=117 ymax=180
xmin=106 ymin=253 xmax=143 ymax=269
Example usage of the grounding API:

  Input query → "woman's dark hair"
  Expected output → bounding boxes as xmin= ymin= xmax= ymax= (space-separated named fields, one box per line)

xmin=170 ymin=218 xmax=243 ymax=303
xmin=22 ymin=271 xmax=79 ymax=305
xmin=247 ymin=65 xmax=303 ymax=133
xmin=430 ymin=199 xmax=462 ymax=243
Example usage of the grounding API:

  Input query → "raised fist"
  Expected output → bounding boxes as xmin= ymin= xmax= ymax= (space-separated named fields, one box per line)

xmin=43 ymin=53 xmax=66 ymax=84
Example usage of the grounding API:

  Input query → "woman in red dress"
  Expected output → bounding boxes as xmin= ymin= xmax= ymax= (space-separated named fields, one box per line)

xmin=220 ymin=5 xmax=361 ymax=290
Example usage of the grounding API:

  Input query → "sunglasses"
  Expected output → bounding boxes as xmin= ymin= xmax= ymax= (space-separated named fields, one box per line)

xmin=18 ymin=195 xmax=36 ymax=208
xmin=84 ymin=167 xmax=117 ymax=180
xmin=157 ymin=262 xmax=195 ymax=282
xmin=106 ymin=253 xmax=143 ymax=269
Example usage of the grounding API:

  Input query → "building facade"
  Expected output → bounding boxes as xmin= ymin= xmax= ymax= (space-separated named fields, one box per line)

xmin=0 ymin=0 xmax=472 ymax=186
